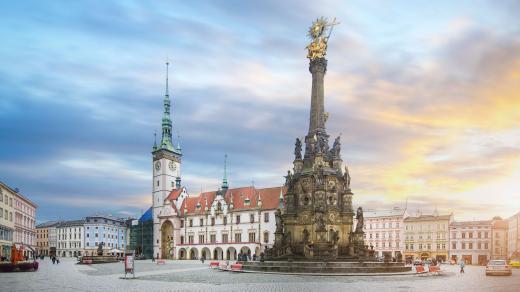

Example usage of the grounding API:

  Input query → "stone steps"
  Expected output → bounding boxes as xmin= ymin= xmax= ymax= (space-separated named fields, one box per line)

xmin=239 ymin=261 xmax=411 ymax=274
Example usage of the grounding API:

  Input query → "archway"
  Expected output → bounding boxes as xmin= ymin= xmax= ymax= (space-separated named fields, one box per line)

xmin=178 ymin=248 xmax=187 ymax=260
xmin=161 ymin=220 xmax=174 ymax=259
xmin=254 ymin=246 xmax=260 ymax=257
xmin=201 ymin=247 xmax=211 ymax=260
xmin=420 ymin=253 xmax=429 ymax=260
xmin=240 ymin=246 xmax=251 ymax=260
xmin=213 ymin=247 xmax=224 ymax=260
xmin=226 ymin=247 xmax=237 ymax=260
xmin=189 ymin=248 xmax=199 ymax=260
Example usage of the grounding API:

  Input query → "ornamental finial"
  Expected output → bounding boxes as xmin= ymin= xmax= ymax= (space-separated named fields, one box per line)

xmin=306 ymin=17 xmax=340 ymax=60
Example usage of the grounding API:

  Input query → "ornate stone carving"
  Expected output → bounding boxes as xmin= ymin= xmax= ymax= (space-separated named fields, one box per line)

xmin=294 ymin=138 xmax=302 ymax=160
xmin=355 ymin=206 xmax=364 ymax=233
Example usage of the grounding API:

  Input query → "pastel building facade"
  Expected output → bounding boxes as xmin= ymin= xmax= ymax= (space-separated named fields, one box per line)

xmin=491 ymin=218 xmax=508 ymax=260
xmin=449 ymin=220 xmax=492 ymax=265
xmin=508 ymin=211 xmax=520 ymax=258
xmin=0 ymin=182 xmax=15 ymax=259
xmin=84 ymin=215 xmax=127 ymax=256
xmin=361 ymin=207 xmax=407 ymax=258
xmin=13 ymin=189 xmax=38 ymax=257
xmin=404 ymin=212 xmax=452 ymax=261
xmin=36 ymin=221 xmax=60 ymax=256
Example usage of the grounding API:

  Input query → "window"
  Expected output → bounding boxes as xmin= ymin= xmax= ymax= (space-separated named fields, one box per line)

xmin=180 ymin=236 xmax=184 ymax=244
xmin=469 ymin=232 xmax=473 ymax=239
xmin=264 ymin=213 xmax=269 ymax=222
xmin=200 ymin=218 xmax=204 ymax=226
xmin=95 ymin=233 xmax=98 ymax=238
xmin=485 ymin=243 xmax=488 ymax=249
xmin=263 ymin=232 xmax=269 ymax=243
xmin=210 ymin=234 xmax=216 ymax=243
xmin=211 ymin=217 xmax=215 ymax=226
xmin=478 ymin=232 xmax=482 ymax=238
xmin=452 ymin=242 xmax=456 ymax=250
xmin=249 ymin=232 xmax=256 ymax=242
xmin=462 ymin=243 xmax=465 ymax=249
xmin=478 ymin=242 xmax=481 ymax=249
xmin=236 ymin=215 xmax=240 ymax=224
xmin=180 ymin=220 xmax=184 ymax=228
xmin=0 ymin=207 xmax=3 ymax=219
xmin=469 ymin=242 xmax=473 ymax=249
xmin=157 ymin=180 xmax=159 ymax=186
xmin=87 ymin=233 xmax=89 ymax=238
xmin=198 ymin=235 xmax=205 ymax=244
xmin=234 ymin=233 xmax=242 ymax=243
xmin=250 ymin=214 xmax=255 ymax=223
xmin=188 ymin=235 xmax=194 ymax=244
xmin=222 ymin=234 xmax=228 ymax=243
xmin=223 ymin=216 xmax=227 ymax=226
xmin=189 ymin=220 xmax=193 ymax=227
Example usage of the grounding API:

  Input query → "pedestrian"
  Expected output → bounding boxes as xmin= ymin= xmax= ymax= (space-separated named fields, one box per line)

xmin=459 ymin=259 xmax=465 ymax=274
xmin=201 ymin=256 xmax=205 ymax=264
xmin=57 ymin=257 xmax=60 ymax=264
xmin=52 ymin=257 xmax=56 ymax=264
xmin=152 ymin=255 xmax=155 ymax=262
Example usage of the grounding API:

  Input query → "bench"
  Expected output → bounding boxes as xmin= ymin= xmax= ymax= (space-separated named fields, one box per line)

xmin=156 ymin=259 xmax=166 ymax=265
xmin=230 ymin=263 xmax=243 ymax=271
xmin=210 ymin=261 xmax=219 ymax=269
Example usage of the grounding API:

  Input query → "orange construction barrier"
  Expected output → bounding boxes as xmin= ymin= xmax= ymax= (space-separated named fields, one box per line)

xmin=231 ymin=263 xmax=243 ymax=271
xmin=415 ymin=266 xmax=425 ymax=273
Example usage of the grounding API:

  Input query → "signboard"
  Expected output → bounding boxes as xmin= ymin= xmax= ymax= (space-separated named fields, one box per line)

xmin=124 ymin=251 xmax=135 ymax=278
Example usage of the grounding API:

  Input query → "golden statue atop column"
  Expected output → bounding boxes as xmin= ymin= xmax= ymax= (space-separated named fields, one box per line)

xmin=306 ymin=17 xmax=339 ymax=60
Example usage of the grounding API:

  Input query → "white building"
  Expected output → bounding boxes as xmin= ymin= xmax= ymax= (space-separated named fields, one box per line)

xmin=56 ymin=220 xmax=85 ymax=257
xmin=449 ymin=220 xmax=492 ymax=265
xmin=361 ymin=207 xmax=407 ymax=258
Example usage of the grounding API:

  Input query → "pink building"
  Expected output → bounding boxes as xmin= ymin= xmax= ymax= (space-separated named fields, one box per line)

xmin=13 ymin=190 xmax=38 ymax=257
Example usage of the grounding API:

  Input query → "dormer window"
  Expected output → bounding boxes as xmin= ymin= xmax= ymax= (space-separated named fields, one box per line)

xmin=244 ymin=197 xmax=251 ymax=206
xmin=196 ymin=202 xmax=201 ymax=209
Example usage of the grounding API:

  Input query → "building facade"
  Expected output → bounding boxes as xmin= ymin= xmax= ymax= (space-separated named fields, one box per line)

xmin=56 ymin=220 xmax=85 ymax=257
xmin=128 ymin=208 xmax=153 ymax=258
xmin=508 ymin=211 xmax=520 ymax=259
xmin=36 ymin=221 xmax=60 ymax=256
xmin=0 ymin=182 xmax=15 ymax=260
xmin=404 ymin=212 xmax=452 ymax=262
xmin=449 ymin=220 xmax=492 ymax=265
xmin=362 ymin=207 xmax=407 ymax=258
xmin=491 ymin=217 xmax=508 ymax=260
xmin=13 ymin=188 xmax=38 ymax=258
xmin=84 ymin=215 xmax=127 ymax=256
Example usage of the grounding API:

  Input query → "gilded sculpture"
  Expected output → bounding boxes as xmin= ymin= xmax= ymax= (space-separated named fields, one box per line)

xmin=306 ymin=17 xmax=340 ymax=60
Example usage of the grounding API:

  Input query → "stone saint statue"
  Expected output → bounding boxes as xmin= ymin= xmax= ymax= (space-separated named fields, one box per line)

xmin=355 ymin=207 xmax=364 ymax=233
xmin=315 ymin=212 xmax=326 ymax=231
xmin=332 ymin=136 xmax=341 ymax=158
xmin=275 ymin=209 xmax=284 ymax=233
xmin=302 ymin=229 xmax=310 ymax=243
xmin=294 ymin=138 xmax=302 ymax=160
xmin=344 ymin=166 xmax=351 ymax=189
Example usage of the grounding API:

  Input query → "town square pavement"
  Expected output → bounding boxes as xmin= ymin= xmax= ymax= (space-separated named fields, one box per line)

xmin=1 ymin=258 xmax=519 ymax=291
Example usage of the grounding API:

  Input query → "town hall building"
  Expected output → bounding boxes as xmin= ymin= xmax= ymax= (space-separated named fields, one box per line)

xmin=151 ymin=62 xmax=283 ymax=260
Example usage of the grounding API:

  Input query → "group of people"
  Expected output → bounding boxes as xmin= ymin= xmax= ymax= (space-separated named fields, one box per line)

xmin=51 ymin=256 xmax=60 ymax=264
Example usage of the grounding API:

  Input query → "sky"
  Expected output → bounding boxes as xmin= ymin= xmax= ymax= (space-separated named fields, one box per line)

xmin=0 ymin=0 xmax=519 ymax=222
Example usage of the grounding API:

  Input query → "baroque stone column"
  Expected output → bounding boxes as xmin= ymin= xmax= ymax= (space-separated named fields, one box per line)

xmin=308 ymin=58 xmax=327 ymax=136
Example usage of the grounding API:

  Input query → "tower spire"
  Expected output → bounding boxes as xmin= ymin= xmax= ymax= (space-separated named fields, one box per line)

xmin=222 ymin=154 xmax=229 ymax=190
xmin=159 ymin=61 xmax=175 ymax=152
xmin=152 ymin=131 xmax=158 ymax=151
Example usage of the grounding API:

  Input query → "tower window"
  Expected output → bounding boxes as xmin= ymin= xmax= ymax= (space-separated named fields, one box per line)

xmin=157 ymin=181 xmax=159 ymax=186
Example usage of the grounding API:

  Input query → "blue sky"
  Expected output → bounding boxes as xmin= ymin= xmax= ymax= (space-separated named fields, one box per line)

xmin=1 ymin=0 xmax=519 ymax=222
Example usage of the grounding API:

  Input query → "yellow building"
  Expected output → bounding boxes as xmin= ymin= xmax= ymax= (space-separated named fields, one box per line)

xmin=404 ymin=212 xmax=453 ymax=262
xmin=0 ymin=182 xmax=16 ymax=260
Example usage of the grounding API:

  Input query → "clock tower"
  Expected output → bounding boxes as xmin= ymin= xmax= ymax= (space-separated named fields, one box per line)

xmin=152 ymin=61 xmax=182 ymax=258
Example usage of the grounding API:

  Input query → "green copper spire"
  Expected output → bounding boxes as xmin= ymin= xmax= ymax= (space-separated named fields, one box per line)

xmin=222 ymin=154 xmax=229 ymax=190
xmin=160 ymin=61 xmax=175 ymax=152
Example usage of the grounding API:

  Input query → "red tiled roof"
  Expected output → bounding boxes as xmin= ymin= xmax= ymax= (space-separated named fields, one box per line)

xmin=179 ymin=186 xmax=285 ymax=216
xmin=165 ymin=188 xmax=184 ymax=202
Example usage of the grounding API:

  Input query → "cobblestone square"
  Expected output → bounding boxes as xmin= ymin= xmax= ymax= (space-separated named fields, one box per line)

xmin=1 ymin=258 xmax=520 ymax=292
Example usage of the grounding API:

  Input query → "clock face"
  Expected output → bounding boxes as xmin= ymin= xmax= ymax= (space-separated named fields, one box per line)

xmin=169 ymin=161 xmax=176 ymax=171
xmin=155 ymin=161 xmax=161 ymax=171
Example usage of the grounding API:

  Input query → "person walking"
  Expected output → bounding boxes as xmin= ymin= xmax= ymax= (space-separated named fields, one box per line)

xmin=152 ymin=255 xmax=155 ymax=263
xmin=52 ymin=256 xmax=56 ymax=264
xmin=459 ymin=259 xmax=465 ymax=274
